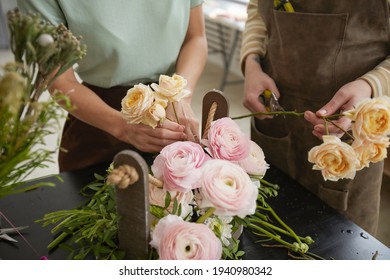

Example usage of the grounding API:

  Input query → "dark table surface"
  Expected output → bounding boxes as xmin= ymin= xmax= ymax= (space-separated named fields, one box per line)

xmin=1 ymin=162 xmax=389 ymax=260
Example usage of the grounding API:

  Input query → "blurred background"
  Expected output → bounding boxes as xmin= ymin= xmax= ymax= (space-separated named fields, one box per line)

xmin=1 ymin=0 xmax=389 ymax=247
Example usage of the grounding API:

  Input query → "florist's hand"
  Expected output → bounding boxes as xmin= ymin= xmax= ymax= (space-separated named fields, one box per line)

xmin=166 ymin=100 xmax=200 ymax=143
xmin=118 ymin=119 xmax=187 ymax=153
xmin=243 ymin=54 xmax=280 ymax=119
xmin=304 ymin=79 xmax=372 ymax=139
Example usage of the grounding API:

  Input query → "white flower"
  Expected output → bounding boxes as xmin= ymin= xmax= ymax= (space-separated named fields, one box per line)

xmin=205 ymin=216 xmax=233 ymax=247
xmin=238 ymin=140 xmax=269 ymax=177
xmin=37 ymin=33 xmax=54 ymax=47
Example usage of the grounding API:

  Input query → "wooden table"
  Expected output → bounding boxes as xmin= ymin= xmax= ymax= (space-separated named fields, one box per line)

xmin=1 ymin=161 xmax=389 ymax=260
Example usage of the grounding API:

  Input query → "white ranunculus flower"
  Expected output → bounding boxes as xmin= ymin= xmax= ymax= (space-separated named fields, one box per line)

xmin=238 ymin=140 xmax=269 ymax=177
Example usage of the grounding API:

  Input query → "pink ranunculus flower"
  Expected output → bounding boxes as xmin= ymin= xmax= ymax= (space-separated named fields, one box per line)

xmin=238 ymin=140 xmax=269 ymax=177
xmin=308 ymin=135 xmax=359 ymax=181
xmin=150 ymin=215 xmax=222 ymax=260
xmin=197 ymin=159 xmax=258 ymax=218
xmin=203 ymin=117 xmax=251 ymax=162
xmin=151 ymin=141 xmax=210 ymax=193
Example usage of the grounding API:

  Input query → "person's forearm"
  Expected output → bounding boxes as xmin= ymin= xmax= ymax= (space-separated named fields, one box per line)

xmin=175 ymin=4 xmax=208 ymax=97
xmin=240 ymin=0 xmax=268 ymax=74
xmin=175 ymin=35 xmax=208 ymax=95
xmin=49 ymin=70 xmax=125 ymax=140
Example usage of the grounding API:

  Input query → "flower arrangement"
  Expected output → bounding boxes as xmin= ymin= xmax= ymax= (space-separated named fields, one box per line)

xmin=308 ymin=96 xmax=390 ymax=181
xmin=39 ymin=74 xmax=317 ymax=260
xmin=233 ymin=96 xmax=390 ymax=182
xmin=0 ymin=10 xmax=86 ymax=199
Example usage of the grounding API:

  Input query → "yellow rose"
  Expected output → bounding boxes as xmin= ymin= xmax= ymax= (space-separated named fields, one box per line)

xmin=344 ymin=96 xmax=390 ymax=144
xmin=121 ymin=84 xmax=154 ymax=124
xmin=352 ymin=137 xmax=390 ymax=170
xmin=151 ymin=74 xmax=191 ymax=102
xmin=308 ymin=135 xmax=358 ymax=181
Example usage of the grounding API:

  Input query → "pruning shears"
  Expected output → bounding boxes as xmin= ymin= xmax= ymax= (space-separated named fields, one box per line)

xmin=274 ymin=0 xmax=295 ymax=12
xmin=259 ymin=89 xmax=286 ymax=114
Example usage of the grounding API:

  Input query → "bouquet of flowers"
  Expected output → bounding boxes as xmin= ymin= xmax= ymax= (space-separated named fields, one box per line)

xmin=308 ymin=96 xmax=390 ymax=181
xmin=0 ymin=10 xmax=86 ymax=199
xmin=233 ymin=95 xmax=390 ymax=182
xmin=40 ymin=74 xmax=316 ymax=260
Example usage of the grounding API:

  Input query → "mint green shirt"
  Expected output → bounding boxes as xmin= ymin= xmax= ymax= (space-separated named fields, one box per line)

xmin=17 ymin=0 xmax=204 ymax=87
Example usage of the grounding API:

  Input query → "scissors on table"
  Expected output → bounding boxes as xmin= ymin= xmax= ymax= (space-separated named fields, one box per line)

xmin=0 ymin=217 xmax=29 ymax=242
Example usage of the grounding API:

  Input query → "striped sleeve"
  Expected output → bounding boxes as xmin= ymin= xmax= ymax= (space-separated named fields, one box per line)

xmin=360 ymin=0 xmax=390 ymax=97
xmin=239 ymin=0 xmax=268 ymax=74
xmin=360 ymin=56 xmax=390 ymax=97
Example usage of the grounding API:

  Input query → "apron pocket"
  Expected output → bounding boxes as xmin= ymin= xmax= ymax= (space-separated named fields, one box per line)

xmin=318 ymin=184 xmax=349 ymax=212
xmin=251 ymin=118 xmax=293 ymax=176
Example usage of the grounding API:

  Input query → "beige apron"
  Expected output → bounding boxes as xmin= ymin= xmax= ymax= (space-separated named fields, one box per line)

xmin=253 ymin=0 xmax=389 ymax=234
xmin=59 ymin=83 xmax=155 ymax=172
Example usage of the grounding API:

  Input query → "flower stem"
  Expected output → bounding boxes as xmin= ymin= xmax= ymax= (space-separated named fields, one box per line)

xmin=196 ymin=207 xmax=215 ymax=224
xmin=257 ymin=203 xmax=302 ymax=245
xmin=232 ymin=111 xmax=304 ymax=120
xmin=172 ymin=102 xmax=180 ymax=124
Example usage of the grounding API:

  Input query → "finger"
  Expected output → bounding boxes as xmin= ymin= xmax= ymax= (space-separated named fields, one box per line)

xmin=316 ymin=94 xmax=347 ymax=117
xmin=304 ymin=111 xmax=324 ymax=126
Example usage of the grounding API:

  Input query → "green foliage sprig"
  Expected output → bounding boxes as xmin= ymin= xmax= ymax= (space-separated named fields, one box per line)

xmin=0 ymin=10 xmax=86 ymax=198
xmin=38 ymin=172 xmax=125 ymax=260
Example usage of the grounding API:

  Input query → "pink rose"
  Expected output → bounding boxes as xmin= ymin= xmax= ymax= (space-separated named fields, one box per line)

xmin=151 ymin=141 xmax=210 ymax=192
xmin=150 ymin=215 xmax=222 ymax=260
xmin=238 ymin=140 xmax=269 ymax=177
xmin=203 ymin=117 xmax=250 ymax=162
xmin=197 ymin=159 xmax=258 ymax=218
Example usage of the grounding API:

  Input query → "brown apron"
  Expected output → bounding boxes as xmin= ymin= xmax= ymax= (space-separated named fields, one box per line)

xmin=59 ymin=83 xmax=155 ymax=172
xmin=253 ymin=0 xmax=389 ymax=234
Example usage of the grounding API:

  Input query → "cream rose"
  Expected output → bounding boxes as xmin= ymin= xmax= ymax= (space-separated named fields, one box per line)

xmin=121 ymin=84 xmax=154 ymax=124
xmin=352 ymin=137 xmax=389 ymax=170
xmin=142 ymin=103 xmax=166 ymax=128
xmin=151 ymin=74 xmax=191 ymax=102
xmin=150 ymin=215 xmax=222 ymax=260
xmin=308 ymin=135 xmax=359 ymax=181
xmin=344 ymin=96 xmax=390 ymax=144
xmin=197 ymin=159 xmax=258 ymax=218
